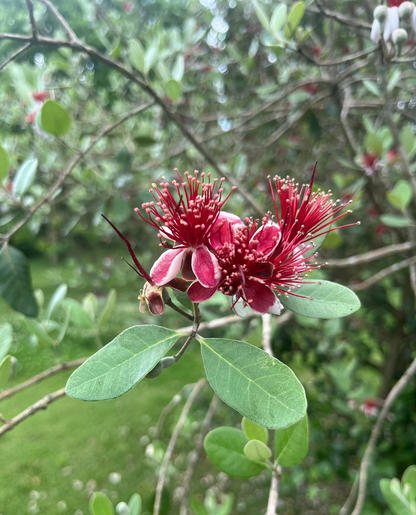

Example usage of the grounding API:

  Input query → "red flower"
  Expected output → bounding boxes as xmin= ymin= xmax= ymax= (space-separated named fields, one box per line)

xmin=32 ymin=91 xmax=49 ymax=102
xmin=387 ymin=0 xmax=406 ymax=6
xmin=135 ymin=170 xmax=235 ymax=288
xmin=25 ymin=112 xmax=37 ymax=124
xmin=302 ymin=84 xmax=318 ymax=95
xmin=310 ymin=46 xmax=322 ymax=57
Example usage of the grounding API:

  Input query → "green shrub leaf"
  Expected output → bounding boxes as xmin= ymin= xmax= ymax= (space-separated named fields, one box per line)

xmin=12 ymin=158 xmax=38 ymax=197
xmin=89 ymin=492 xmax=114 ymax=515
xmin=204 ymin=427 xmax=266 ymax=478
xmin=200 ymin=337 xmax=306 ymax=429
xmin=281 ymin=280 xmax=361 ymax=319
xmin=166 ymin=79 xmax=182 ymax=102
xmin=242 ymin=417 xmax=268 ymax=444
xmin=380 ymin=478 xmax=413 ymax=515
xmin=270 ymin=4 xmax=287 ymax=35
xmin=129 ymin=39 xmax=145 ymax=72
xmin=253 ymin=0 xmax=270 ymax=31
xmin=46 ymin=283 xmax=67 ymax=320
xmin=98 ymin=289 xmax=117 ymax=327
xmin=275 ymin=415 xmax=309 ymax=467
xmin=380 ymin=214 xmax=414 ymax=228
xmin=0 ymin=143 xmax=10 ymax=182
xmin=41 ymin=100 xmax=71 ymax=136
xmin=0 ymin=323 xmax=13 ymax=361
xmin=0 ymin=355 xmax=12 ymax=390
xmin=402 ymin=466 xmax=416 ymax=503
xmin=243 ymin=439 xmax=272 ymax=461
xmin=128 ymin=493 xmax=142 ymax=515
xmin=66 ymin=325 xmax=180 ymax=400
xmin=284 ymin=2 xmax=305 ymax=38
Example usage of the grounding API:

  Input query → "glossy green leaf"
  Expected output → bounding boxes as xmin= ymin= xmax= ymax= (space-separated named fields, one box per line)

xmin=365 ymin=133 xmax=383 ymax=155
xmin=89 ymin=492 xmax=114 ymax=515
xmin=387 ymin=180 xmax=413 ymax=211
xmin=270 ymin=4 xmax=287 ymax=35
xmin=253 ymin=0 xmax=270 ymax=31
xmin=66 ymin=325 xmax=180 ymax=401
xmin=63 ymin=298 xmax=94 ymax=329
xmin=204 ymin=427 xmax=266 ymax=478
xmin=402 ymin=466 xmax=416 ymax=503
xmin=243 ymin=439 xmax=272 ymax=461
xmin=275 ymin=415 xmax=308 ymax=467
xmin=0 ymin=245 xmax=38 ymax=317
xmin=129 ymin=39 xmax=145 ymax=72
xmin=387 ymin=69 xmax=401 ymax=92
xmin=99 ymin=289 xmax=117 ymax=327
xmin=191 ymin=498 xmax=209 ymax=515
xmin=41 ymin=100 xmax=71 ymax=136
xmin=46 ymin=283 xmax=67 ymax=320
xmin=23 ymin=318 xmax=55 ymax=346
xmin=0 ymin=143 xmax=10 ymax=182
xmin=144 ymin=45 xmax=158 ymax=74
xmin=400 ymin=125 xmax=415 ymax=155
xmin=281 ymin=280 xmax=361 ymax=319
xmin=380 ymin=479 xmax=413 ymax=515
xmin=200 ymin=338 xmax=307 ymax=429
xmin=363 ymin=80 xmax=381 ymax=97
xmin=128 ymin=493 xmax=142 ymax=515
xmin=380 ymin=214 xmax=414 ymax=228
xmin=166 ymin=79 xmax=182 ymax=102
xmin=0 ymin=323 xmax=13 ymax=362
xmin=172 ymin=54 xmax=185 ymax=82
xmin=242 ymin=417 xmax=268 ymax=444
xmin=0 ymin=355 xmax=12 ymax=389
xmin=12 ymin=158 xmax=38 ymax=197
xmin=284 ymin=2 xmax=305 ymax=38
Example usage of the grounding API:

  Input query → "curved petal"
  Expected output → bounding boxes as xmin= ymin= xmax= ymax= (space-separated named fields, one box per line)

xmin=371 ymin=19 xmax=381 ymax=44
xmin=250 ymin=222 xmax=281 ymax=256
xmin=412 ymin=9 xmax=416 ymax=32
xmin=210 ymin=211 xmax=243 ymax=249
xmin=181 ymin=249 xmax=196 ymax=281
xmin=384 ymin=7 xmax=399 ymax=41
xmin=268 ymin=296 xmax=284 ymax=315
xmin=243 ymin=281 xmax=277 ymax=314
xmin=191 ymin=245 xmax=221 ymax=288
xmin=188 ymin=281 xmax=218 ymax=302
xmin=150 ymin=248 xmax=185 ymax=285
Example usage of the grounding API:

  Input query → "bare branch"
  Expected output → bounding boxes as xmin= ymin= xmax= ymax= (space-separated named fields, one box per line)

xmin=0 ymin=358 xmax=86 ymax=403
xmin=326 ymin=241 xmax=416 ymax=267
xmin=0 ymin=42 xmax=31 ymax=71
xmin=309 ymin=4 xmax=371 ymax=29
xmin=349 ymin=356 xmax=416 ymax=515
xmin=37 ymin=0 xmax=80 ymax=43
xmin=351 ymin=255 xmax=416 ymax=291
xmin=0 ymin=388 xmax=66 ymax=438
xmin=266 ymin=468 xmax=282 ymax=515
xmin=305 ymin=46 xmax=377 ymax=67
xmin=262 ymin=313 xmax=273 ymax=356
xmin=154 ymin=378 xmax=206 ymax=515
xmin=25 ymin=0 xmax=37 ymax=39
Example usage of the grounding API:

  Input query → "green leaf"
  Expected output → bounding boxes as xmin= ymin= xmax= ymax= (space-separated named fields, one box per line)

xmin=200 ymin=338 xmax=307 ymax=429
xmin=303 ymin=233 xmax=327 ymax=258
xmin=363 ymin=80 xmax=381 ymax=97
xmin=89 ymin=492 xmax=114 ymax=515
xmin=0 ymin=143 xmax=10 ymax=182
xmin=284 ymin=2 xmax=305 ymax=38
xmin=46 ymin=283 xmax=67 ymax=320
xmin=380 ymin=214 xmax=414 ymax=228
xmin=12 ymin=158 xmax=38 ymax=197
xmin=82 ymin=292 xmax=98 ymax=322
xmin=23 ymin=318 xmax=55 ymax=346
xmin=380 ymin=479 xmax=413 ymax=515
xmin=128 ymin=493 xmax=142 ymax=515
xmin=387 ymin=69 xmax=401 ymax=92
xmin=400 ymin=125 xmax=415 ymax=156
xmin=0 ymin=323 xmax=13 ymax=362
xmin=243 ymin=439 xmax=272 ymax=461
xmin=166 ymin=79 xmax=182 ymax=102
xmin=41 ymin=100 xmax=71 ymax=136
xmin=253 ymin=0 xmax=270 ymax=31
xmin=387 ymin=180 xmax=413 ymax=211
xmin=242 ymin=417 xmax=268 ymax=444
xmin=281 ymin=280 xmax=361 ymax=319
xmin=275 ymin=415 xmax=308 ymax=467
xmin=0 ymin=245 xmax=38 ymax=317
xmin=402 ymin=466 xmax=416 ymax=503
xmin=99 ymin=289 xmax=117 ymax=327
xmin=66 ymin=325 xmax=180 ymax=401
xmin=63 ymin=298 xmax=93 ymax=329
xmin=204 ymin=427 xmax=266 ymax=478
xmin=0 ymin=355 xmax=12 ymax=390
xmin=191 ymin=498 xmax=209 ymax=515
xmin=144 ymin=45 xmax=158 ymax=75
xmin=129 ymin=39 xmax=145 ymax=73
xmin=270 ymin=4 xmax=287 ymax=35
xmin=172 ymin=54 xmax=185 ymax=82
xmin=365 ymin=133 xmax=383 ymax=155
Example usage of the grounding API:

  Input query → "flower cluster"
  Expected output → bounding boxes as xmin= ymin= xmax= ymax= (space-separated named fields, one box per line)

xmin=106 ymin=168 xmax=358 ymax=316
xmin=371 ymin=0 xmax=416 ymax=48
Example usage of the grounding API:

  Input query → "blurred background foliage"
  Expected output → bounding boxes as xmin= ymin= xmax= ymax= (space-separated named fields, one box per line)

xmin=0 ymin=0 xmax=416 ymax=513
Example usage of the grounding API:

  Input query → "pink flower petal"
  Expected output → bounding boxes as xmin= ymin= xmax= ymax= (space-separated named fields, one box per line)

xmin=210 ymin=211 xmax=243 ymax=249
xmin=150 ymin=248 xmax=185 ymax=285
xmin=251 ymin=222 xmax=281 ymax=256
xmin=243 ymin=281 xmax=277 ymax=314
xmin=188 ymin=281 xmax=217 ymax=302
xmin=191 ymin=245 xmax=221 ymax=288
xmin=181 ymin=250 xmax=196 ymax=281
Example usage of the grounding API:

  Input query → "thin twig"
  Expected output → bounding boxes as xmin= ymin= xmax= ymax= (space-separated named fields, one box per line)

xmin=349 ymin=356 xmax=416 ymax=515
xmin=153 ymin=378 xmax=206 ymax=515
xmin=174 ymin=303 xmax=201 ymax=362
xmin=25 ymin=0 xmax=37 ymax=39
xmin=0 ymin=42 xmax=31 ymax=71
xmin=266 ymin=468 xmax=282 ymax=515
xmin=37 ymin=0 xmax=80 ymax=43
xmin=165 ymin=296 xmax=193 ymax=322
xmin=326 ymin=242 xmax=416 ymax=267
xmin=339 ymin=477 xmax=359 ymax=515
xmin=351 ymin=255 xmax=416 ymax=291
xmin=0 ymin=388 xmax=66 ymax=438
xmin=0 ymin=358 xmax=86 ymax=403
xmin=180 ymin=394 xmax=220 ymax=515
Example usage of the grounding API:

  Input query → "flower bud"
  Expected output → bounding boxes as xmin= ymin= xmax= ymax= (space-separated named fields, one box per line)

xmin=371 ymin=19 xmax=382 ymax=43
xmin=146 ymin=361 xmax=163 ymax=378
xmin=399 ymin=1 xmax=414 ymax=20
xmin=139 ymin=282 xmax=165 ymax=316
xmin=392 ymin=27 xmax=408 ymax=45
xmin=374 ymin=5 xmax=388 ymax=22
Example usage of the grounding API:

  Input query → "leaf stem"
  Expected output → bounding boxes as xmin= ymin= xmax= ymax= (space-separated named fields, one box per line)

xmin=173 ymin=303 xmax=200 ymax=362
xmin=164 ymin=293 xmax=194 ymax=322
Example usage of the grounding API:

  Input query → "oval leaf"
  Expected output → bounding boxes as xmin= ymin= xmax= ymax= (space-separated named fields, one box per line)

xmin=99 ymin=289 xmax=117 ymax=327
xmin=63 ymin=298 xmax=93 ymax=329
xmin=275 ymin=415 xmax=308 ymax=467
xmin=23 ymin=318 xmax=55 ymax=346
xmin=89 ymin=492 xmax=114 ymax=515
xmin=380 ymin=214 xmax=414 ymax=228
xmin=66 ymin=325 xmax=180 ymax=401
xmin=0 ymin=355 xmax=12 ymax=390
xmin=281 ymin=280 xmax=361 ymax=319
xmin=200 ymin=337 xmax=307 ymax=429
xmin=166 ymin=79 xmax=182 ymax=102
xmin=12 ymin=158 xmax=38 ymax=197
xmin=253 ymin=0 xmax=270 ymax=31
xmin=244 ymin=439 xmax=272 ymax=461
xmin=0 ymin=143 xmax=10 ymax=182
xmin=129 ymin=39 xmax=145 ymax=73
xmin=0 ymin=323 xmax=13 ymax=362
xmin=204 ymin=427 xmax=266 ymax=478
xmin=402 ymin=466 xmax=416 ymax=503
xmin=284 ymin=2 xmax=305 ymax=38
xmin=0 ymin=245 xmax=38 ymax=317
xmin=46 ymin=283 xmax=67 ymax=320
xmin=380 ymin=479 xmax=413 ymax=515
xmin=41 ymin=100 xmax=71 ymax=136
xmin=242 ymin=417 xmax=268 ymax=444
xmin=128 ymin=493 xmax=142 ymax=515
xmin=399 ymin=125 xmax=415 ymax=156
xmin=270 ymin=4 xmax=287 ymax=35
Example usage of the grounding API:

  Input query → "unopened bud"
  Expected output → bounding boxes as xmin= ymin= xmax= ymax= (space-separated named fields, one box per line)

xmin=392 ymin=27 xmax=408 ymax=46
xmin=146 ymin=361 xmax=163 ymax=378
xmin=374 ymin=5 xmax=387 ymax=22
xmin=139 ymin=282 xmax=165 ymax=316
xmin=371 ymin=19 xmax=382 ymax=43
xmin=399 ymin=1 xmax=414 ymax=20
xmin=160 ymin=356 xmax=176 ymax=368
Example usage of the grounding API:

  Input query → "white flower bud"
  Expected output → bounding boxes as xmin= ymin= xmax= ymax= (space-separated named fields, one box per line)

xmin=384 ymin=7 xmax=400 ymax=41
xmin=371 ymin=19 xmax=382 ymax=43
xmin=374 ymin=5 xmax=388 ymax=22
xmin=411 ymin=7 xmax=416 ymax=31
xmin=392 ymin=27 xmax=408 ymax=45
xmin=399 ymin=1 xmax=414 ymax=21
